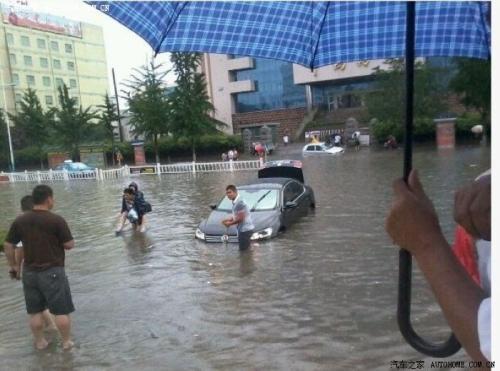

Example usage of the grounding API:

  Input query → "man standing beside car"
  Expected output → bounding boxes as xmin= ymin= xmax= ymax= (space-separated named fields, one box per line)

xmin=222 ymin=185 xmax=255 ymax=250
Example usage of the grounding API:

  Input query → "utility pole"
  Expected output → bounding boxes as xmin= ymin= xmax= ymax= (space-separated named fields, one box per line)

xmin=112 ymin=68 xmax=124 ymax=142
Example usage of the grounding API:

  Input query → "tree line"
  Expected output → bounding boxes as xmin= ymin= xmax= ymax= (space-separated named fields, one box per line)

xmin=0 ymin=52 xmax=229 ymax=169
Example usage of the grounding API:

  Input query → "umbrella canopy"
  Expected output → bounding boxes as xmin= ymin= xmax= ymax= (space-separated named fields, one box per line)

xmin=88 ymin=1 xmax=489 ymax=68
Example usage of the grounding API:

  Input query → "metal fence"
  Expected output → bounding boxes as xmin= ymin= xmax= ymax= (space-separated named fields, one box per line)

xmin=0 ymin=160 xmax=261 ymax=183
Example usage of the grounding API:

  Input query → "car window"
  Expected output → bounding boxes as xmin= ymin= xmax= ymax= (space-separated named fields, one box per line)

xmin=306 ymin=145 xmax=315 ymax=151
xmin=217 ymin=189 xmax=278 ymax=211
xmin=284 ymin=181 xmax=303 ymax=203
xmin=315 ymin=145 xmax=322 ymax=151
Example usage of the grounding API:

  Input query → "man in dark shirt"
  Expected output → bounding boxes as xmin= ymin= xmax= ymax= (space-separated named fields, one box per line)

xmin=4 ymin=185 xmax=75 ymax=350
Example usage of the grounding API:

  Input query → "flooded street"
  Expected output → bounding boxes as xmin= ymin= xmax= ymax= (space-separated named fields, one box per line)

xmin=0 ymin=144 xmax=490 ymax=370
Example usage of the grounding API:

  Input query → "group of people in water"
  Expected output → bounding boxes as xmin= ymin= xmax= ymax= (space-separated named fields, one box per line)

xmin=221 ymin=149 xmax=239 ymax=162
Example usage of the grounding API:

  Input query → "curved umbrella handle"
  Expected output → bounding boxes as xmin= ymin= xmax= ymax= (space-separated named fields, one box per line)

xmin=398 ymin=250 xmax=461 ymax=357
xmin=398 ymin=2 xmax=461 ymax=357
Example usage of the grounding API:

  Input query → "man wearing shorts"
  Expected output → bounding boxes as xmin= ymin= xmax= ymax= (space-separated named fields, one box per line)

xmin=222 ymin=185 xmax=255 ymax=250
xmin=4 ymin=185 xmax=75 ymax=350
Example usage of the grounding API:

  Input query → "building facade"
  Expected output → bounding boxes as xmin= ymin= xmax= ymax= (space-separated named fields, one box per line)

xmin=0 ymin=3 xmax=109 ymax=116
xmin=201 ymin=53 xmax=398 ymax=140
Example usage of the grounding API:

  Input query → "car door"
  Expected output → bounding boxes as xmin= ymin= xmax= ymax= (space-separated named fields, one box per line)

xmin=282 ymin=181 xmax=305 ymax=226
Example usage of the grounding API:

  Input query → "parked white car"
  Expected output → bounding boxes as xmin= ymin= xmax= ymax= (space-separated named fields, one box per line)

xmin=302 ymin=142 xmax=345 ymax=155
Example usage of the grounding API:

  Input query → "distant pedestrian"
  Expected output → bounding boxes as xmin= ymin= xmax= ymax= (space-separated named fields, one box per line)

xmin=352 ymin=131 xmax=361 ymax=151
xmin=221 ymin=152 xmax=228 ymax=162
xmin=228 ymin=149 xmax=234 ymax=161
xmin=222 ymin=185 xmax=255 ymax=251
xmin=3 ymin=185 xmax=75 ymax=350
xmin=116 ymin=150 xmax=124 ymax=167
xmin=283 ymin=134 xmax=289 ymax=146
xmin=334 ymin=134 xmax=342 ymax=147
xmin=233 ymin=149 xmax=239 ymax=160
xmin=384 ymin=135 xmax=398 ymax=149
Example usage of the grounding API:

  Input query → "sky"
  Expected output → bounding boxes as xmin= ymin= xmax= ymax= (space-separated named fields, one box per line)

xmin=17 ymin=0 xmax=176 ymax=105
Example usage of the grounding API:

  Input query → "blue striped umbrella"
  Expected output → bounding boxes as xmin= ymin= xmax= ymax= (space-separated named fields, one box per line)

xmin=87 ymin=1 xmax=491 ymax=358
xmin=87 ymin=1 xmax=489 ymax=67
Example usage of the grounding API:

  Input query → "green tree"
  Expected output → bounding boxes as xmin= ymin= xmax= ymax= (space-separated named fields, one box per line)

xmin=97 ymin=93 xmax=121 ymax=165
xmin=169 ymin=52 xmax=223 ymax=161
xmin=122 ymin=61 xmax=171 ymax=163
xmin=51 ymin=84 xmax=97 ymax=161
xmin=8 ymin=88 xmax=50 ymax=168
xmin=449 ymin=58 xmax=491 ymax=126
xmin=366 ymin=60 xmax=447 ymax=142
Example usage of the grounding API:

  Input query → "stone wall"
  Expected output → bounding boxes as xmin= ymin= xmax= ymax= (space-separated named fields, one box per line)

xmin=232 ymin=107 xmax=308 ymax=137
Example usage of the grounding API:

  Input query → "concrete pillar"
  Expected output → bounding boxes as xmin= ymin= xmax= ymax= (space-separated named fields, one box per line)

xmin=434 ymin=118 xmax=456 ymax=149
xmin=131 ymin=141 xmax=146 ymax=165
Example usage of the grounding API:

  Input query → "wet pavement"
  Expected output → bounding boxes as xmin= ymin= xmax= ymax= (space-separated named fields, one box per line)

xmin=0 ymin=143 xmax=490 ymax=370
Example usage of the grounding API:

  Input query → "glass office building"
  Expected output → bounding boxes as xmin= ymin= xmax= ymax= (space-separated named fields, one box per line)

xmin=234 ymin=58 xmax=306 ymax=113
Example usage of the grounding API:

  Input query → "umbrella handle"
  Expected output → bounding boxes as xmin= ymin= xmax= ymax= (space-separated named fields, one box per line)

xmin=398 ymin=2 xmax=461 ymax=358
xmin=398 ymin=250 xmax=461 ymax=357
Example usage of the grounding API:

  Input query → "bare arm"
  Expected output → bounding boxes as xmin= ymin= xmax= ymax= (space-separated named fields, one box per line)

xmin=63 ymin=240 xmax=75 ymax=250
xmin=4 ymin=242 xmax=16 ymax=269
xmin=386 ymin=170 xmax=489 ymax=362
xmin=412 ymin=234 xmax=488 ymax=363
xmin=14 ymin=246 xmax=24 ymax=271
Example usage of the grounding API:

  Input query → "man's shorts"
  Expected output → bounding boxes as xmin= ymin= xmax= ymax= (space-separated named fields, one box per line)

xmin=238 ymin=230 xmax=253 ymax=251
xmin=22 ymin=266 xmax=75 ymax=315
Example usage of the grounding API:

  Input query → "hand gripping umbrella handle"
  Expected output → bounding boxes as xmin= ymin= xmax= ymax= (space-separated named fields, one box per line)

xmin=398 ymin=2 xmax=461 ymax=357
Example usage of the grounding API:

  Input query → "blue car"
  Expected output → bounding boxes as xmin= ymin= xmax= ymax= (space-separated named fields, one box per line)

xmin=54 ymin=161 xmax=95 ymax=172
xmin=195 ymin=160 xmax=315 ymax=243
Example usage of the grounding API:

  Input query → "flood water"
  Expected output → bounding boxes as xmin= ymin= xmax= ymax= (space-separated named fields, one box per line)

xmin=0 ymin=143 xmax=490 ymax=370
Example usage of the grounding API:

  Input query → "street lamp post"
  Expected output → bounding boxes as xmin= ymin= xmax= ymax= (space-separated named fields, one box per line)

xmin=0 ymin=81 xmax=16 ymax=172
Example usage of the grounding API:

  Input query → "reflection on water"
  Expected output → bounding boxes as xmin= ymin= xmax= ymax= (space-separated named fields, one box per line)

xmin=0 ymin=144 xmax=490 ymax=370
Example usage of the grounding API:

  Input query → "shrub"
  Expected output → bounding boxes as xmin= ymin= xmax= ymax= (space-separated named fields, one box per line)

xmin=371 ymin=120 xmax=404 ymax=143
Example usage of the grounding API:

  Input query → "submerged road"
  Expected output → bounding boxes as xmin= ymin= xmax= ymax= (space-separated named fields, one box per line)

xmin=0 ymin=143 xmax=490 ymax=370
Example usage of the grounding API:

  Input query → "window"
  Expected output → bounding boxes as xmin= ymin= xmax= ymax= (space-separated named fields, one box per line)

xmin=15 ymin=93 xmax=22 ymax=103
xmin=50 ymin=40 xmax=59 ymax=51
xmin=67 ymin=61 xmax=75 ymax=71
xmin=305 ymin=145 xmax=315 ymax=151
xmin=43 ymin=76 xmax=51 ymax=87
xmin=26 ymin=75 xmax=35 ymax=86
xmin=53 ymin=59 xmax=61 ymax=69
xmin=283 ymin=181 xmax=303 ymax=203
xmin=69 ymin=79 xmax=77 ymax=88
xmin=23 ymin=55 xmax=32 ymax=66
xmin=55 ymin=78 xmax=64 ymax=88
xmin=40 ymin=57 xmax=48 ymax=68
xmin=20 ymin=35 xmax=30 ymax=47
xmin=45 ymin=96 xmax=53 ymax=105
xmin=37 ymin=38 xmax=46 ymax=49
xmin=12 ymin=74 xmax=19 ymax=85
xmin=9 ymin=53 xmax=16 ymax=65
xmin=65 ymin=43 xmax=73 ymax=53
xmin=6 ymin=33 xmax=14 ymax=45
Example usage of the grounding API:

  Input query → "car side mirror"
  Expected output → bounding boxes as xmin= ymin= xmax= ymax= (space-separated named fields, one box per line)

xmin=209 ymin=203 xmax=217 ymax=210
xmin=285 ymin=201 xmax=298 ymax=209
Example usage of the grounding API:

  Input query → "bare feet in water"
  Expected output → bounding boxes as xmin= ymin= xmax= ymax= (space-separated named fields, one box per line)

xmin=63 ymin=340 xmax=74 ymax=350
xmin=34 ymin=338 xmax=49 ymax=350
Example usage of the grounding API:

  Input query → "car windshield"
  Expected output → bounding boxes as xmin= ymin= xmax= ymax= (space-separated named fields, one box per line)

xmin=217 ymin=189 xmax=278 ymax=211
